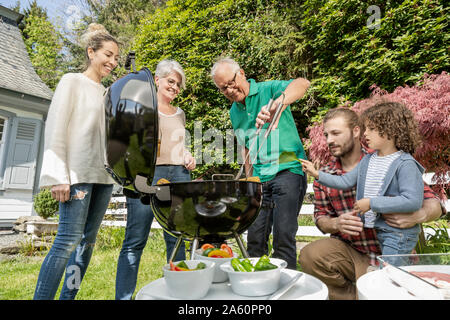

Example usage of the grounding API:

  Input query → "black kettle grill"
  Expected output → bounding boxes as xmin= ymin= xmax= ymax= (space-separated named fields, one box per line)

xmin=104 ymin=53 xmax=263 ymax=260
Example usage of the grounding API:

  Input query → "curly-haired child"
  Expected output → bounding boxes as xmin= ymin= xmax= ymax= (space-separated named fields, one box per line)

xmin=301 ymin=101 xmax=424 ymax=260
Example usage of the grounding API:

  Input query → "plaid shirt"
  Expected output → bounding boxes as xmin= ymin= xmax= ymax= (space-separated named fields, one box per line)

xmin=313 ymin=148 xmax=442 ymax=265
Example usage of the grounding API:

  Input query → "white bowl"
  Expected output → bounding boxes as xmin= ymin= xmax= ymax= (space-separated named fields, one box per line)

xmin=220 ymin=257 xmax=287 ymax=297
xmin=192 ymin=248 xmax=238 ymax=283
xmin=163 ymin=260 xmax=215 ymax=299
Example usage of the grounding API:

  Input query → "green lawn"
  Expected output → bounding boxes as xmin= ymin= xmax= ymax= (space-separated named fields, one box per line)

xmin=0 ymin=228 xmax=167 ymax=300
xmin=0 ymin=227 xmax=320 ymax=300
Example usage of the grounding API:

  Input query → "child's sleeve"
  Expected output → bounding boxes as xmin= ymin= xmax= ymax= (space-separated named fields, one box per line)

xmin=370 ymin=160 xmax=424 ymax=214
xmin=317 ymin=163 xmax=359 ymax=190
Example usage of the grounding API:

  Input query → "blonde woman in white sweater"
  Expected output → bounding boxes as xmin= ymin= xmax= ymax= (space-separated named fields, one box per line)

xmin=34 ymin=24 xmax=119 ymax=300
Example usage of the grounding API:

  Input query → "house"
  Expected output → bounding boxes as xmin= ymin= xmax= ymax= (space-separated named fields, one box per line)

xmin=0 ymin=5 xmax=53 ymax=228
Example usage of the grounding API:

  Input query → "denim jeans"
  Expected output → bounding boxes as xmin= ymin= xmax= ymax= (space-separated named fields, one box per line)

xmin=247 ymin=170 xmax=307 ymax=270
xmin=115 ymin=165 xmax=190 ymax=300
xmin=33 ymin=183 xmax=113 ymax=300
xmin=376 ymin=226 xmax=420 ymax=264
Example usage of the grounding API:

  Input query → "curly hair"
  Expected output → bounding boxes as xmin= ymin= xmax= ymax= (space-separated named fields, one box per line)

xmin=360 ymin=101 xmax=422 ymax=154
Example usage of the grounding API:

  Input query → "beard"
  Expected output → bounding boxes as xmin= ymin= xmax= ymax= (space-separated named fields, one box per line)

xmin=328 ymin=138 xmax=356 ymax=158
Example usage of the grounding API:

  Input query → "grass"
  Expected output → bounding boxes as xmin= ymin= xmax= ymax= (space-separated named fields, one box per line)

xmin=0 ymin=224 xmax=326 ymax=300
xmin=0 ymin=228 xmax=167 ymax=300
xmin=3 ymin=213 xmax=446 ymax=300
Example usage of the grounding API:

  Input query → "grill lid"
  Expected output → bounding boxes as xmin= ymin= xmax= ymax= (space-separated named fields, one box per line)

xmin=104 ymin=59 xmax=158 ymax=192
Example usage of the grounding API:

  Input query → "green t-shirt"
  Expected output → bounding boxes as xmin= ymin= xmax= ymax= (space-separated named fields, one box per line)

xmin=230 ymin=79 xmax=306 ymax=182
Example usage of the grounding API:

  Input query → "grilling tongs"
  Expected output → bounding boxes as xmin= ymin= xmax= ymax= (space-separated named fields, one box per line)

xmin=235 ymin=93 xmax=285 ymax=180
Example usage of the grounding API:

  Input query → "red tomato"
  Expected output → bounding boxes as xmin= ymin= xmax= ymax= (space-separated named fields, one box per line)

xmin=201 ymin=243 xmax=214 ymax=250
xmin=220 ymin=244 xmax=233 ymax=256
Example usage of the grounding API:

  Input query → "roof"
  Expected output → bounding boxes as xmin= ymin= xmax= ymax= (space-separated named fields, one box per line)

xmin=0 ymin=5 xmax=53 ymax=101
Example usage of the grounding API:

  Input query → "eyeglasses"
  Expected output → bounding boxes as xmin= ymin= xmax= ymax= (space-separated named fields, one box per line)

xmin=166 ymin=77 xmax=182 ymax=89
xmin=218 ymin=72 xmax=238 ymax=92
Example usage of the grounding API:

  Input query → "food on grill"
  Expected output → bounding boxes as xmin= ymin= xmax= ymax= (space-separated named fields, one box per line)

xmin=156 ymin=178 xmax=170 ymax=185
xmin=169 ymin=260 xmax=207 ymax=271
xmin=200 ymin=243 xmax=233 ymax=258
xmin=231 ymin=255 xmax=278 ymax=272
xmin=239 ymin=176 xmax=261 ymax=182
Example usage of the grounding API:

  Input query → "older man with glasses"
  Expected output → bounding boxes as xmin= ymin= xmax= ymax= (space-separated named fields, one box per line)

xmin=210 ymin=57 xmax=310 ymax=269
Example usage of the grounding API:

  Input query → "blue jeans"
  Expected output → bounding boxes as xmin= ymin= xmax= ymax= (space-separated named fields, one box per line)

xmin=33 ymin=183 xmax=113 ymax=300
xmin=247 ymin=170 xmax=307 ymax=270
xmin=376 ymin=226 xmax=420 ymax=265
xmin=115 ymin=165 xmax=190 ymax=300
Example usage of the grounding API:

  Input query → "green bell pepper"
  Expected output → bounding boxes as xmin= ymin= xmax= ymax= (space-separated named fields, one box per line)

xmin=176 ymin=261 xmax=190 ymax=269
xmin=241 ymin=258 xmax=255 ymax=272
xmin=195 ymin=262 xmax=207 ymax=270
xmin=231 ymin=258 xmax=247 ymax=272
xmin=254 ymin=255 xmax=278 ymax=271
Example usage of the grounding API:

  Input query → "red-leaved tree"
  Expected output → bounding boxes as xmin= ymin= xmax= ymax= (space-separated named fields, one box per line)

xmin=305 ymin=72 xmax=450 ymax=199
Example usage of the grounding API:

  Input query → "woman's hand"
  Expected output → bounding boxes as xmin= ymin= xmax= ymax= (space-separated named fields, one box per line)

xmin=51 ymin=184 xmax=70 ymax=202
xmin=184 ymin=152 xmax=196 ymax=171
xmin=298 ymin=159 xmax=319 ymax=179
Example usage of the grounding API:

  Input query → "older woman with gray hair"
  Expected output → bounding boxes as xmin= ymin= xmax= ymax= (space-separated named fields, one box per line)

xmin=115 ymin=59 xmax=195 ymax=300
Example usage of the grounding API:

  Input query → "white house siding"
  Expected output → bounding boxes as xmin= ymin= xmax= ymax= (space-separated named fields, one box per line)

xmin=0 ymin=6 xmax=52 ymax=228
xmin=0 ymin=105 xmax=44 ymax=227
xmin=0 ymin=189 xmax=33 ymax=227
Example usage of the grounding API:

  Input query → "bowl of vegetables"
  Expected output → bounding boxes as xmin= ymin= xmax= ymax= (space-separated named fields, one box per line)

xmin=220 ymin=256 xmax=287 ymax=297
xmin=192 ymin=243 xmax=237 ymax=283
xmin=163 ymin=260 xmax=215 ymax=299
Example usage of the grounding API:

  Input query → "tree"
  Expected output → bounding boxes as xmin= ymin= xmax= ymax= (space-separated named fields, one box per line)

xmin=296 ymin=0 xmax=449 ymax=114
xmin=132 ymin=0 xmax=312 ymax=176
xmin=59 ymin=0 xmax=165 ymax=86
xmin=20 ymin=1 xmax=63 ymax=90
xmin=306 ymin=72 xmax=450 ymax=199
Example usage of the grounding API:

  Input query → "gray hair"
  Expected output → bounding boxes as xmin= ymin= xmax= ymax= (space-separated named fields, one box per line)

xmin=155 ymin=59 xmax=186 ymax=89
xmin=210 ymin=57 xmax=241 ymax=79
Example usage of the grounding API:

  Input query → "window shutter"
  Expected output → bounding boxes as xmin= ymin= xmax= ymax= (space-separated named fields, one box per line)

xmin=3 ymin=117 xmax=42 ymax=189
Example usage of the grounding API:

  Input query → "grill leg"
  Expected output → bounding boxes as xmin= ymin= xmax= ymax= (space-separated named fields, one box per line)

xmin=190 ymin=237 xmax=199 ymax=260
xmin=169 ymin=235 xmax=184 ymax=262
xmin=234 ymin=232 xmax=249 ymax=258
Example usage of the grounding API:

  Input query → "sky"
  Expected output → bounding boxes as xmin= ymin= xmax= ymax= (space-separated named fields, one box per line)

xmin=0 ymin=0 xmax=86 ymax=32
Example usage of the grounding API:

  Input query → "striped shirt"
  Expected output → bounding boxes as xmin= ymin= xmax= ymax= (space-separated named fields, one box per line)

xmin=363 ymin=151 xmax=403 ymax=227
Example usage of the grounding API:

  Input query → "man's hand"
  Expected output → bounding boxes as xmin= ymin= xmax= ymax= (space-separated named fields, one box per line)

xmin=382 ymin=198 xmax=443 ymax=229
xmin=255 ymin=104 xmax=271 ymax=129
xmin=317 ymin=212 xmax=364 ymax=236
xmin=51 ymin=184 xmax=70 ymax=202
xmin=334 ymin=212 xmax=364 ymax=236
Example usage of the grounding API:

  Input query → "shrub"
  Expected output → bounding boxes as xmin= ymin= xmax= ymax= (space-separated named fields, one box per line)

xmin=33 ymin=188 xmax=59 ymax=219
xmin=131 ymin=0 xmax=448 ymax=178
xmin=132 ymin=0 xmax=310 ymax=177
xmin=306 ymin=72 xmax=450 ymax=199
xmin=298 ymin=0 xmax=449 ymax=111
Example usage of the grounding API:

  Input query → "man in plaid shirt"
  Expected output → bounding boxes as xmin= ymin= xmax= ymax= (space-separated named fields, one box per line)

xmin=298 ymin=107 xmax=445 ymax=300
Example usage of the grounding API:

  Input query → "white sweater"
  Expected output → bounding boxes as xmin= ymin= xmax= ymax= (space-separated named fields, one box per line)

xmin=39 ymin=73 xmax=115 ymax=188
